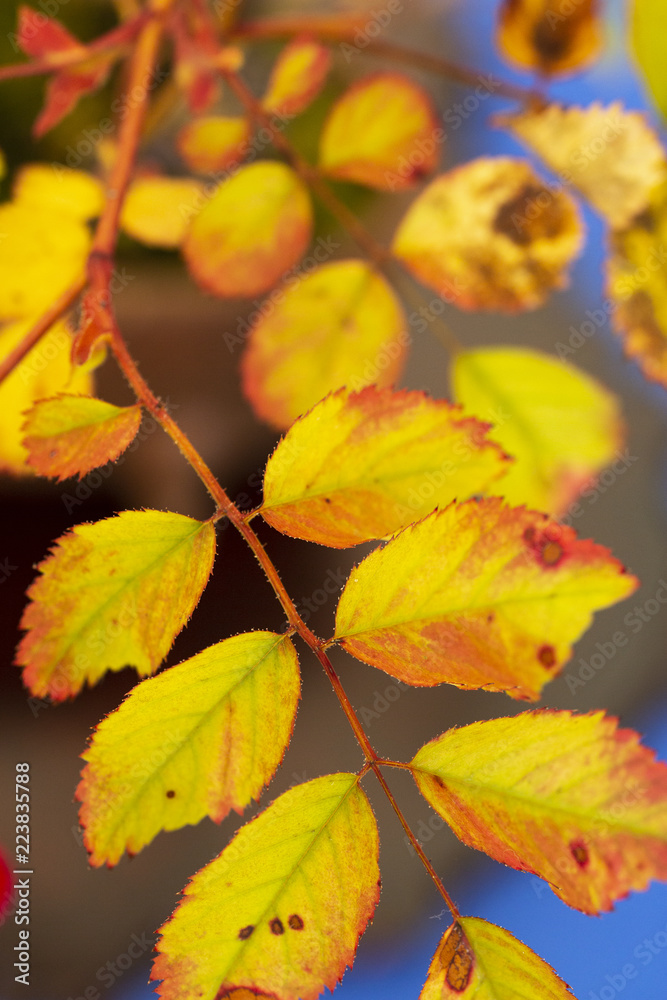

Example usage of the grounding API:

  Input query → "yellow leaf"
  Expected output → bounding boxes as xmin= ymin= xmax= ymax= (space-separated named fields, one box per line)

xmin=262 ymin=37 xmax=331 ymax=117
xmin=260 ymin=386 xmax=510 ymax=547
xmin=0 ymin=201 xmax=90 ymax=321
xmin=319 ymin=72 xmax=440 ymax=190
xmin=77 ymin=632 xmax=300 ymax=867
xmin=496 ymin=0 xmax=603 ymax=75
xmin=451 ymin=347 xmax=624 ymax=515
xmin=392 ymin=157 xmax=582 ymax=311
xmin=0 ymin=321 xmax=95 ymax=475
xmin=606 ymin=179 xmax=667 ymax=387
xmin=152 ymin=774 xmax=380 ymax=1000
xmin=334 ymin=500 xmax=637 ymax=700
xmin=13 ymin=163 xmax=105 ymax=221
xmin=177 ymin=116 xmax=250 ymax=174
xmin=17 ymin=510 xmax=216 ymax=701
xmin=632 ymin=0 xmax=667 ymax=123
xmin=183 ymin=161 xmax=312 ymax=298
xmin=121 ymin=176 xmax=205 ymax=248
xmin=502 ymin=103 xmax=667 ymax=229
xmin=421 ymin=918 xmax=576 ymax=998
xmin=241 ymin=260 xmax=407 ymax=429
xmin=22 ymin=394 xmax=142 ymax=481
xmin=412 ymin=710 xmax=667 ymax=914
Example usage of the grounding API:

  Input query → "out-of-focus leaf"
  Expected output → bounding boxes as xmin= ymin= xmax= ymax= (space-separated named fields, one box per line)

xmin=496 ymin=0 xmax=603 ymax=75
xmin=451 ymin=347 xmax=624 ymax=515
xmin=632 ymin=0 xmax=667 ymax=124
xmin=13 ymin=164 xmax=105 ymax=221
xmin=502 ymin=102 xmax=667 ymax=229
xmin=240 ymin=260 xmax=406 ymax=428
xmin=319 ymin=72 xmax=440 ymax=190
xmin=262 ymin=37 xmax=331 ymax=117
xmin=392 ymin=157 xmax=582 ymax=311
xmin=177 ymin=117 xmax=250 ymax=174
xmin=606 ymin=179 xmax=667 ymax=387
xmin=183 ymin=162 xmax=312 ymax=297
xmin=121 ymin=177 xmax=205 ymax=248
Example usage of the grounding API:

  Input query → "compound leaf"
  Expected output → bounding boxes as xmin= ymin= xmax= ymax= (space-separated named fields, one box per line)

xmin=606 ymin=179 xmax=667 ymax=387
xmin=260 ymin=386 xmax=510 ymax=547
xmin=501 ymin=103 xmax=666 ymax=230
xmin=121 ymin=177 xmax=205 ymax=249
xmin=451 ymin=347 xmax=624 ymax=516
xmin=183 ymin=161 xmax=312 ymax=298
xmin=496 ymin=0 xmax=602 ymax=75
xmin=22 ymin=394 xmax=142 ymax=481
xmin=177 ymin=116 xmax=250 ymax=174
xmin=334 ymin=500 xmax=637 ymax=700
xmin=392 ymin=157 xmax=582 ymax=311
xmin=0 ymin=322 xmax=96 ymax=475
xmin=421 ymin=918 xmax=576 ymax=999
xmin=17 ymin=510 xmax=216 ymax=701
xmin=241 ymin=260 xmax=407 ymax=429
xmin=412 ymin=710 xmax=667 ymax=914
xmin=77 ymin=631 xmax=300 ymax=867
xmin=319 ymin=72 xmax=439 ymax=190
xmin=262 ymin=37 xmax=331 ymax=117
xmin=151 ymin=773 xmax=380 ymax=1000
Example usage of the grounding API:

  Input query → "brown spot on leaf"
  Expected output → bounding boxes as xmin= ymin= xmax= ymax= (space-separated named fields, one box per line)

xmin=523 ymin=526 xmax=536 ymax=544
xmin=537 ymin=644 xmax=557 ymax=668
xmin=269 ymin=918 xmax=284 ymax=935
xmin=541 ymin=539 xmax=564 ymax=566
xmin=439 ymin=922 xmax=474 ymax=992
xmin=570 ymin=839 xmax=589 ymax=867
xmin=238 ymin=925 xmax=254 ymax=940
xmin=166 ymin=789 xmax=176 ymax=799
xmin=288 ymin=914 xmax=304 ymax=930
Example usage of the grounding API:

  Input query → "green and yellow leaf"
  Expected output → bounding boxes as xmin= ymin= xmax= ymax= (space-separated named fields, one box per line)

xmin=0 ymin=201 xmax=89 ymax=321
xmin=319 ymin=72 xmax=439 ymax=190
xmin=183 ymin=161 xmax=312 ymax=298
xmin=496 ymin=0 xmax=602 ymax=75
xmin=606 ymin=178 xmax=667 ymax=387
xmin=412 ymin=710 xmax=667 ymax=914
xmin=17 ymin=510 xmax=216 ymax=701
xmin=262 ymin=37 xmax=331 ymax=117
xmin=13 ymin=163 xmax=105 ymax=221
xmin=502 ymin=103 xmax=666 ymax=229
xmin=392 ymin=158 xmax=582 ymax=311
xmin=177 ymin=116 xmax=250 ymax=174
xmin=0 ymin=321 xmax=96 ymax=475
xmin=260 ymin=386 xmax=510 ymax=547
xmin=632 ymin=0 xmax=667 ymax=124
xmin=241 ymin=260 xmax=407 ymax=429
xmin=152 ymin=773 xmax=380 ymax=1000
xmin=421 ymin=918 xmax=576 ymax=999
xmin=22 ymin=394 xmax=142 ymax=481
xmin=334 ymin=500 xmax=637 ymax=700
xmin=451 ymin=347 xmax=624 ymax=515
xmin=77 ymin=632 xmax=300 ymax=867
xmin=121 ymin=176 xmax=205 ymax=248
